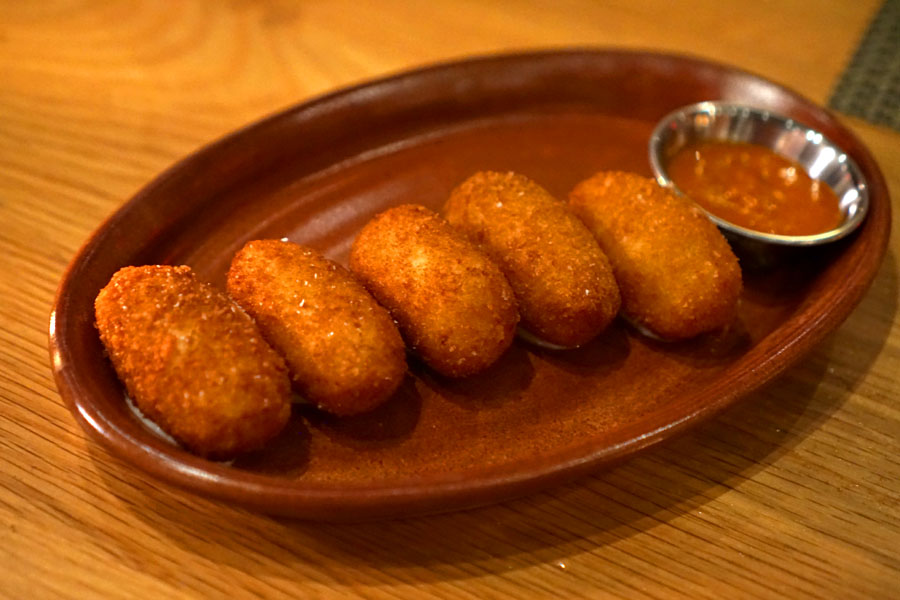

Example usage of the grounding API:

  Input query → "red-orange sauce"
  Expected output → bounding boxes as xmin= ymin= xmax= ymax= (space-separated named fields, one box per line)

xmin=667 ymin=140 xmax=842 ymax=236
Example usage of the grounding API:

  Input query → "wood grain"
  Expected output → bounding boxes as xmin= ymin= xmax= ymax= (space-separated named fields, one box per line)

xmin=1 ymin=1 xmax=898 ymax=598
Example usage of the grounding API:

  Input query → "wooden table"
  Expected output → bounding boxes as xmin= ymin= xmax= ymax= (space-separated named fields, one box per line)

xmin=3 ymin=1 xmax=898 ymax=597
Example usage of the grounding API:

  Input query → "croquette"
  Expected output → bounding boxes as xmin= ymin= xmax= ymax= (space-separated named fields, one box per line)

xmin=94 ymin=265 xmax=291 ymax=459
xmin=568 ymin=171 xmax=742 ymax=340
xmin=445 ymin=171 xmax=621 ymax=348
xmin=349 ymin=204 xmax=519 ymax=377
xmin=227 ymin=239 xmax=407 ymax=416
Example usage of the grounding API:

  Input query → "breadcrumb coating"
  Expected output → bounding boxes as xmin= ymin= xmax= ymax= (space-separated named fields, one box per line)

xmin=445 ymin=171 xmax=621 ymax=347
xmin=94 ymin=265 xmax=291 ymax=459
xmin=227 ymin=239 xmax=407 ymax=416
xmin=569 ymin=171 xmax=742 ymax=340
xmin=350 ymin=204 xmax=519 ymax=377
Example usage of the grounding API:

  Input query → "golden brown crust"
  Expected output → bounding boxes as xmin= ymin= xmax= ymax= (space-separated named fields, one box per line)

xmin=568 ymin=171 xmax=742 ymax=340
xmin=349 ymin=204 xmax=519 ymax=377
xmin=445 ymin=171 xmax=621 ymax=347
xmin=226 ymin=240 xmax=407 ymax=416
xmin=94 ymin=265 xmax=291 ymax=459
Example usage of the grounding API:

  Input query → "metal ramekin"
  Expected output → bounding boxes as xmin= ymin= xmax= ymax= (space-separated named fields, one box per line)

xmin=649 ymin=102 xmax=869 ymax=265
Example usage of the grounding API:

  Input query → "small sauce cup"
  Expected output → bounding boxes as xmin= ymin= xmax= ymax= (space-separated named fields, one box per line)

xmin=648 ymin=101 xmax=869 ymax=266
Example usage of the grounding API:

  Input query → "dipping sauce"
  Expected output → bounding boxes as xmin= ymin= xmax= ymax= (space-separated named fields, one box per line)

xmin=667 ymin=140 xmax=843 ymax=236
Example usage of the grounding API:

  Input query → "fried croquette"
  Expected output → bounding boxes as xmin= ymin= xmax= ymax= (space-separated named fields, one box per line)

xmin=94 ymin=265 xmax=291 ymax=459
xmin=445 ymin=171 xmax=621 ymax=348
xmin=349 ymin=204 xmax=519 ymax=377
xmin=569 ymin=171 xmax=742 ymax=340
xmin=226 ymin=239 xmax=407 ymax=416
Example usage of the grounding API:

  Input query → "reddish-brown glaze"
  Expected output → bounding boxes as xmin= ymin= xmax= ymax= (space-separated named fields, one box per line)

xmin=49 ymin=50 xmax=891 ymax=520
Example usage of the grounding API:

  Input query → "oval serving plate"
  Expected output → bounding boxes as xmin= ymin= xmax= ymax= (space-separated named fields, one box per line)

xmin=49 ymin=49 xmax=891 ymax=520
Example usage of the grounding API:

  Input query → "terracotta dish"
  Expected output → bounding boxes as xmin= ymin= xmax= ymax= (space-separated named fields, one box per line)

xmin=48 ymin=50 xmax=891 ymax=520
